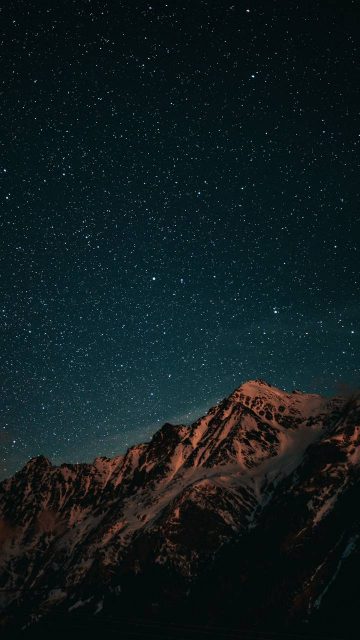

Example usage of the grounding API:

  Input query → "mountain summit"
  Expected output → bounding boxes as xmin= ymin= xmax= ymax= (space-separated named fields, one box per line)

xmin=1 ymin=380 xmax=359 ymax=638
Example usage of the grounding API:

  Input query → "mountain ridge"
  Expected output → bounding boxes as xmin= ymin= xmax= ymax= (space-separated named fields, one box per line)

xmin=1 ymin=379 xmax=359 ymax=638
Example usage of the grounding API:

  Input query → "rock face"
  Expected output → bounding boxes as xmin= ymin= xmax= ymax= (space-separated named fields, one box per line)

xmin=1 ymin=379 xmax=360 ymax=638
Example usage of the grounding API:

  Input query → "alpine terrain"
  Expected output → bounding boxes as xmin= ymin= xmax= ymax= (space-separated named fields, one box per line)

xmin=1 ymin=379 xmax=360 ymax=638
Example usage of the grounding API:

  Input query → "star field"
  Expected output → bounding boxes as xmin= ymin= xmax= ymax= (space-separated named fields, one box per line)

xmin=1 ymin=0 xmax=360 ymax=478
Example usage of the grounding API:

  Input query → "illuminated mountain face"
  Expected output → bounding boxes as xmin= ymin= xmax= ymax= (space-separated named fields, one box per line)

xmin=1 ymin=380 xmax=359 ymax=638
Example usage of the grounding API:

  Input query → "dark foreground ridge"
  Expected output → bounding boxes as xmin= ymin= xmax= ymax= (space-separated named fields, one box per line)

xmin=1 ymin=380 xmax=360 ymax=639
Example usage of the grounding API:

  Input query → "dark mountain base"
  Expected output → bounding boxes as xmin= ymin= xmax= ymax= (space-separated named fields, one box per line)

xmin=6 ymin=614 xmax=356 ymax=640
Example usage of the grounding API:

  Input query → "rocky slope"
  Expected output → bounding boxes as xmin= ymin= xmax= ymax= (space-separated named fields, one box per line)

xmin=1 ymin=379 xmax=359 ymax=638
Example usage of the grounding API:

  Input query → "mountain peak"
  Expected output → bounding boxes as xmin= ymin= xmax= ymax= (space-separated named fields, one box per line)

xmin=239 ymin=378 xmax=272 ymax=388
xmin=235 ymin=378 xmax=284 ymax=397
xmin=24 ymin=455 xmax=52 ymax=470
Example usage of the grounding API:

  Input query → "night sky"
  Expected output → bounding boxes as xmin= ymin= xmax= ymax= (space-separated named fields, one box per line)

xmin=1 ymin=0 xmax=360 ymax=478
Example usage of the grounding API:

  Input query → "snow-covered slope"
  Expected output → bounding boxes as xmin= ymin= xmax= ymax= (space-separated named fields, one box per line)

xmin=1 ymin=380 xmax=358 ymax=637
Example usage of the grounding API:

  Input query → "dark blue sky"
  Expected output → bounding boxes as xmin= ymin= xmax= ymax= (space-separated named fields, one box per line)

xmin=1 ymin=0 xmax=359 ymax=478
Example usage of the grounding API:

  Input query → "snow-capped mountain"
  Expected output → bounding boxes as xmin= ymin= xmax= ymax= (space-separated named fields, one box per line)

xmin=1 ymin=379 xmax=359 ymax=638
